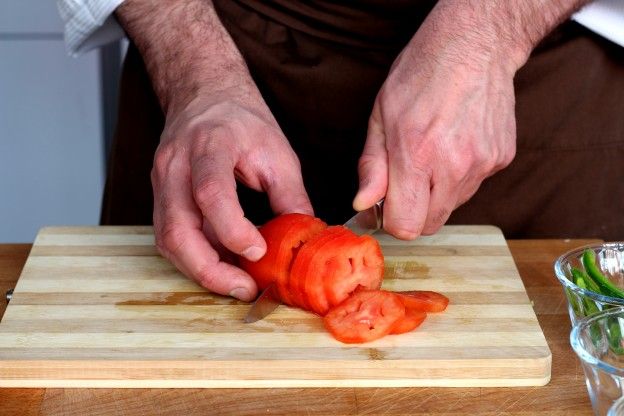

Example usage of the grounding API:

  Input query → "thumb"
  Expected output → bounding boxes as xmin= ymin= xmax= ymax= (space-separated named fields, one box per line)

xmin=353 ymin=104 xmax=388 ymax=211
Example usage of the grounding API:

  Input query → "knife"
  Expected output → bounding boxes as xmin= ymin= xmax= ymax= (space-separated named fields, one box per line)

xmin=243 ymin=199 xmax=384 ymax=323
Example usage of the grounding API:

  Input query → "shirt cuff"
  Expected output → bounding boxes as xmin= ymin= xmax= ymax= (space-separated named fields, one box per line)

xmin=58 ymin=0 xmax=127 ymax=56
xmin=572 ymin=0 xmax=624 ymax=47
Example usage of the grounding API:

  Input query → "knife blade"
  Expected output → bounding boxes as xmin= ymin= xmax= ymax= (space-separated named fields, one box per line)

xmin=343 ymin=199 xmax=384 ymax=236
xmin=243 ymin=200 xmax=385 ymax=323
xmin=243 ymin=281 xmax=280 ymax=323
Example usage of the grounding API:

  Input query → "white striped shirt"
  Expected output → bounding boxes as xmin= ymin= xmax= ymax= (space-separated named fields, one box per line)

xmin=57 ymin=0 xmax=125 ymax=56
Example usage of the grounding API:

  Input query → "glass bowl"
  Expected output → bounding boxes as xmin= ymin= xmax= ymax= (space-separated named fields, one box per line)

xmin=571 ymin=308 xmax=624 ymax=416
xmin=554 ymin=243 xmax=624 ymax=325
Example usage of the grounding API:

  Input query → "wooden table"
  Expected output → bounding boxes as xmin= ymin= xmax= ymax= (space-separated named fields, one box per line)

xmin=0 ymin=240 xmax=596 ymax=415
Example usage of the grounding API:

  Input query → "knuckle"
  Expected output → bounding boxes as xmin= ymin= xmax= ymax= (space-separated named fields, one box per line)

xmin=258 ymin=167 xmax=278 ymax=192
xmin=448 ymin=165 xmax=467 ymax=183
xmin=156 ymin=192 xmax=177 ymax=215
xmin=392 ymin=119 xmax=433 ymax=151
xmin=193 ymin=180 xmax=225 ymax=211
xmin=157 ymin=225 xmax=187 ymax=257
xmin=195 ymin=265 xmax=219 ymax=289
xmin=189 ymin=126 xmax=226 ymax=156
xmin=152 ymin=143 xmax=178 ymax=178
xmin=447 ymin=149 xmax=476 ymax=182
xmin=422 ymin=208 xmax=450 ymax=235
xmin=219 ymin=226 xmax=254 ymax=252
xmin=358 ymin=152 xmax=379 ymax=172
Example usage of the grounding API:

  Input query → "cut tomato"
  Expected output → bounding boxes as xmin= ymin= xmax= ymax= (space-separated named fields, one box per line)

xmin=322 ymin=233 xmax=383 ymax=308
xmin=239 ymin=213 xmax=326 ymax=305
xmin=289 ymin=226 xmax=350 ymax=312
xmin=396 ymin=291 xmax=449 ymax=313
xmin=323 ymin=290 xmax=405 ymax=344
xmin=290 ymin=226 xmax=383 ymax=315
xmin=390 ymin=308 xmax=427 ymax=335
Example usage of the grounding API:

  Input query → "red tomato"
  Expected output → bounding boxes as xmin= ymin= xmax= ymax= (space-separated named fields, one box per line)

xmin=288 ymin=226 xmax=350 ymax=311
xmin=396 ymin=291 xmax=449 ymax=313
xmin=321 ymin=233 xmax=383 ymax=308
xmin=239 ymin=213 xmax=326 ymax=305
xmin=390 ymin=308 xmax=427 ymax=335
xmin=289 ymin=226 xmax=384 ymax=315
xmin=302 ymin=227 xmax=384 ymax=315
xmin=324 ymin=290 xmax=405 ymax=343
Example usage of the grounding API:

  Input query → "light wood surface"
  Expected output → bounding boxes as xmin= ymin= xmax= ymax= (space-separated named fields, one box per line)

xmin=0 ymin=238 xmax=597 ymax=415
xmin=0 ymin=226 xmax=550 ymax=388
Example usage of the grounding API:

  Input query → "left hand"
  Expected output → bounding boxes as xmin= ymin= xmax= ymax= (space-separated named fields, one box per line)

xmin=353 ymin=6 xmax=520 ymax=239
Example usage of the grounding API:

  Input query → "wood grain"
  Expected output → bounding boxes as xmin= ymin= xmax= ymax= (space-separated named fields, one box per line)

xmin=0 ymin=226 xmax=550 ymax=388
xmin=0 ymin=238 xmax=598 ymax=415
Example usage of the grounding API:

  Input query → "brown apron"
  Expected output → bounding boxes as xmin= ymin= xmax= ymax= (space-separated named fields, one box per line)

xmin=102 ymin=0 xmax=624 ymax=240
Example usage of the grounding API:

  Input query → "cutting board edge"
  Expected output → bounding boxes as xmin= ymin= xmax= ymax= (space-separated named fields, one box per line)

xmin=0 ymin=376 xmax=551 ymax=388
xmin=0 ymin=351 xmax=552 ymax=388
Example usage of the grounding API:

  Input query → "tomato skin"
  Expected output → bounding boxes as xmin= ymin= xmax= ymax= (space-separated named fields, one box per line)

xmin=323 ymin=290 xmax=405 ymax=344
xmin=396 ymin=291 xmax=449 ymax=313
xmin=390 ymin=309 xmax=427 ymax=335
xmin=239 ymin=213 xmax=326 ymax=305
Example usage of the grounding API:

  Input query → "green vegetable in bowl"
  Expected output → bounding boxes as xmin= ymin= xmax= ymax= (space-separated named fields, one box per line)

xmin=607 ymin=317 xmax=624 ymax=355
xmin=567 ymin=249 xmax=624 ymax=355
xmin=572 ymin=272 xmax=600 ymax=315
xmin=582 ymin=249 xmax=624 ymax=299
xmin=572 ymin=267 xmax=600 ymax=294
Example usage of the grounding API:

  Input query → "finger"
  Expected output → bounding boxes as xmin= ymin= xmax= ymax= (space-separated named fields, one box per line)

xmin=384 ymin=151 xmax=431 ymax=240
xmin=261 ymin=159 xmax=314 ymax=216
xmin=421 ymin=176 xmax=457 ymax=235
xmin=153 ymin=157 xmax=257 ymax=301
xmin=456 ymin=179 xmax=482 ymax=208
xmin=191 ymin=151 xmax=267 ymax=262
xmin=353 ymin=104 xmax=389 ymax=212
xmin=202 ymin=217 xmax=236 ymax=265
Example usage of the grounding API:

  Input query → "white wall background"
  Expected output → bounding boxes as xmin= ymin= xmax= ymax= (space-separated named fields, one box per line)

xmin=0 ymin=1 xmax=105 ymax=243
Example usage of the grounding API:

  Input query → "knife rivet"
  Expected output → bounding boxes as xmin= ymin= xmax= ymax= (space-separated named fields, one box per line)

xmin=5 ymin=288 xmax=13 ymax=303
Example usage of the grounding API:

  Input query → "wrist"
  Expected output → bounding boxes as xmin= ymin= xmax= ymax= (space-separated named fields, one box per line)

xmin=426 ymin=0 xmax=590 ymax=74
xmin=115 ymin=0 xmax=254 ymax=113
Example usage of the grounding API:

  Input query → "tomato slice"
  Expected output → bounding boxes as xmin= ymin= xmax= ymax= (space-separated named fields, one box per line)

xmin=323 ymin=290 xmax=405 ymax=344
xmin=322 ymin=233 xmax=384 ymax=308
xmin=390 ymin=308 xmax=427 ymax=335
xmin=396 ymin=291 xmax=449 ymax=313
xmin=239 ymin=213 xmax=326 ymax=305
xmin=291 ymin=227 xmax=383 ymax=315
xmin=289 ymin=226 xmax=350 ymax=311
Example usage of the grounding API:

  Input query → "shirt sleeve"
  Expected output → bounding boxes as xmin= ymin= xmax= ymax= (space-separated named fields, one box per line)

xmin=572 ymin=0 xmax=624 ymax=47
xmin=57 ymin=0 xmax=127 ymax=56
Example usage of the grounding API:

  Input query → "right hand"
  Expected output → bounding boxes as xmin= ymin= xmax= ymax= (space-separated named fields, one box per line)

xmin=152 ymin=89 xmax=313 ymax=301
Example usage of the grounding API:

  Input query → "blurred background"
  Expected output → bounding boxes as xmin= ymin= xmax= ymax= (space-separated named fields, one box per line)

xmin=0 ymin=1 xmax=124 ymax=242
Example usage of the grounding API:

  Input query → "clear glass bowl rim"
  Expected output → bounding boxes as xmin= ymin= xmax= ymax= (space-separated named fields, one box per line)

xmin=570 ymin=307 xmax=624 ymax=377
xmin=554 ymin=242 xmax=624 ymax=306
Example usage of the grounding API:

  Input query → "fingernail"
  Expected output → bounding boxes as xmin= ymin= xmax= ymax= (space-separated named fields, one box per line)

xmin=241 ymin=245 xmax=264 ymax=261
xmin=229 ymin=287 xmax=251 ymax=301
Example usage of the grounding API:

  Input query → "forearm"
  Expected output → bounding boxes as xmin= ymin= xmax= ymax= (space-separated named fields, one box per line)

xmin=115 ymin=0 xmax=255 ymax=113
xmin=422 ymin=0 xmax=593 ymax=72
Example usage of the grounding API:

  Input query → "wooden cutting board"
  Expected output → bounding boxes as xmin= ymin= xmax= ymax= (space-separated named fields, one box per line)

xmin=0 ymin=225 xmax=551 ymax=388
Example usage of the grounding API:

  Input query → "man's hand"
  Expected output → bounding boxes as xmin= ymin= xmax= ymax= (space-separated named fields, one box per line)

xmin=116 ymin=0 xmax=312 ymax=301
xmin=353 ymin=0 xmax=591 ymax=239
